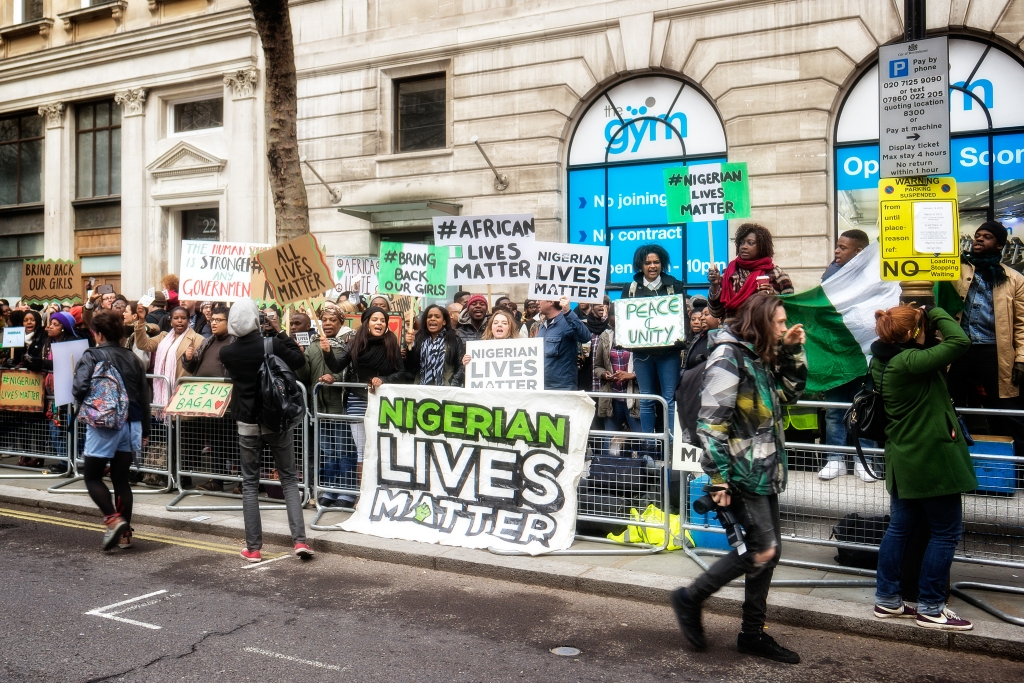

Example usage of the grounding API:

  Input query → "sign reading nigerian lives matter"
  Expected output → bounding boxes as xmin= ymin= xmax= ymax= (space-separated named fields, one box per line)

xmin=180 ymin=241 xmax=270 ymax=301
xmin=664 ymin=162 xmax=750 ymax=223
xmin=433 ymin=214 xmax=535 ymax=284
xmin=465 ymin=339 xmax=544 ymax=390
xmin=613 ymin=294 xmax=686 ymax=349
xmin=528 ymin=243 xmax=609 ymax=304
xmin=342 ymin=385 xmax=593 ymax=555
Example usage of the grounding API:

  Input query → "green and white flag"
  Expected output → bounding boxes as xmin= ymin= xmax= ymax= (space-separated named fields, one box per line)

xmin=377 ymin=242 xmax=448 ymax=298
xmin=782 ymin=242 xmax=901 ymax=393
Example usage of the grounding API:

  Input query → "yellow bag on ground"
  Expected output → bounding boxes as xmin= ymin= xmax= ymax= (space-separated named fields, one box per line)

xmin=606 ymin=504 xmax=683 ymax=550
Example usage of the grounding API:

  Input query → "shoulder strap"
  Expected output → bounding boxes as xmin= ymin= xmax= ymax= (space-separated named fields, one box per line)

xmin=628 ymin=281 xmax=637 ymax=297
xmin=666 ymin=284 xmax=674 ymax=295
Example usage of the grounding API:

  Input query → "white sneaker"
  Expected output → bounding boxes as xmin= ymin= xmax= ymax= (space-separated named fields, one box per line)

xmin=818 ymin=461 xmax=845 ymax=480
xmin=855 ymin=461 xmax=879 ymax=482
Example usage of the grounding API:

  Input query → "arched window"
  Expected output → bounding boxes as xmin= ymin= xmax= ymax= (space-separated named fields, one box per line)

xmin=567 ymin=75 xmax=727 ymax=296
xmin=835 ymin=37 xmax=1024 ymax=241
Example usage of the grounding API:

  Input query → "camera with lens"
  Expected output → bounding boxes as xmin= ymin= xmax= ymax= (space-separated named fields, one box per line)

xmin=692 ymin=484 xmax=747 ymax=553
xmin=258 ymin=311 xmax=275 ymax=338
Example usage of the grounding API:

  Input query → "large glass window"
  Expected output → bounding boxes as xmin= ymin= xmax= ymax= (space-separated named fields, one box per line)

xmin=76 ymin=100 xmax=121 ymax=199
xmin=567 ymin=76 xmax=728 ymax=298
xmin=0 ymin=113 xmax=43 ymax=207
xmin=174 ymin=98 xmax=224 ymax=133
xmin=835 ymin=38 xmax=1024 ymax=242
xmin=395 ymin=75 xmax=446 ymax=152
xmin=0 ymin=233 xmax=43 ymax=300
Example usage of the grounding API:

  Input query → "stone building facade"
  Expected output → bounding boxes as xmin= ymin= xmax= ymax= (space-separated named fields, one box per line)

xmin=3 ymin=0 xmax=1024 ymax=299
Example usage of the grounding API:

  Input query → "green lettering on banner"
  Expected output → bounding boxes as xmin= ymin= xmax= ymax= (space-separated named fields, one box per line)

xmin=663 ymin=162 xmax=751 ymax=224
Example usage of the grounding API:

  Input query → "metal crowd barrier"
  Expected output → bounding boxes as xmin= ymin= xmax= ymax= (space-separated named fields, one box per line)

xmin=48 ymin=374 xmax=173 ymax=495
xmin=165 ymin=377 xmax=310 ymax=512
xmin=309 ymin=382 xmax=367 ymax=531
xmin=0 ymin=387 xmax=75 ymax=481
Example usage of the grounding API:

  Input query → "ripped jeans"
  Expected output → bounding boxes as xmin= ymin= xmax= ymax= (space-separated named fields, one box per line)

xmin=686 ymin=493 xmax=782 ymax=634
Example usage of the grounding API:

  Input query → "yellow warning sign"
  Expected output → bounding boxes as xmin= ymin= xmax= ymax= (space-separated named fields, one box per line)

xmin=878 ymin=177 xmax=960 ymax=281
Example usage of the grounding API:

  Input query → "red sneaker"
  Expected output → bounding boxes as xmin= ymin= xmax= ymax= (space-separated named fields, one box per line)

xmin=240 ymin=548 xmax=262 ymax=563
xmin=294 ymin=543 xmax=314 ymax=559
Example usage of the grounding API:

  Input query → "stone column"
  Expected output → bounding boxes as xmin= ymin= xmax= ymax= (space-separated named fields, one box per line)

xmin=223 ymin=67 xmax=260 ymax=243
xmin=38 ymin=102 xmax=71 ymax=260
xmin=114 ymin=88 xmax=146 ymax=297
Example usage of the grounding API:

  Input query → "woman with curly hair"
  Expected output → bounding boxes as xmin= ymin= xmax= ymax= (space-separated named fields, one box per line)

xmin=707 ymin=223 xmax=794 ymax=319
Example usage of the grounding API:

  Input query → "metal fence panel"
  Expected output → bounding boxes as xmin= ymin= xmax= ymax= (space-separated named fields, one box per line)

xmin=0 ymin=401 xmax=74 ymax=480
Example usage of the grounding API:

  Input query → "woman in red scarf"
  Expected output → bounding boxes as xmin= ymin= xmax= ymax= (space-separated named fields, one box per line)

xmin=707 ymin=223 xmax=794 ymax=319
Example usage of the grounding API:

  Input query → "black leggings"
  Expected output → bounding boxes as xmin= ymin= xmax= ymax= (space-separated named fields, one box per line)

xmin=83 ymin=452 xmax=133 ymax=526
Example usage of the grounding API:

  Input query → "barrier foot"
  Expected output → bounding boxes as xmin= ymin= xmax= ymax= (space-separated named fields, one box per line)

xmin=0 ymin=461 xmax=75 ymax=480
xmin=951 ymin=582 xmax=1024 ymax=627
xmin=47 ymin=475 xmax=173 ymax=496
xmin=309 ymin=504 xmax=355 ymax=531
xmin=165 ymin=488 xmax=289 ymax=512
xmin=488 ymin=531 xmax=667 ymax=556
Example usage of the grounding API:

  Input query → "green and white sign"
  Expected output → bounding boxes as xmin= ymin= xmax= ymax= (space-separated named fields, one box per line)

xmin=613 ymin=294 xmax=686 ymax=349
xmin=664 ymin=162 xmax=751 ymax=223
xmin=377 ymin=242 xmax=449 ymax=297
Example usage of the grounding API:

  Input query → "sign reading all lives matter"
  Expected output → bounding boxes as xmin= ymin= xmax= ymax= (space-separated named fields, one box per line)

xmin=879 ymin=176 xmax=959 ymax=281
xmin=613 ymin=294 xmax=686 ymax=349
xmin=528 ymin=243 xmax=609 ymax=304
xmin=465 ymin=339 xmax=545 ymax=390
xmin=255 ymin=234 xmax=335 ymax=305
xmin=433 ymin=214 xmax=535 ymax=284
xmin=164 ymin=381 xmax=233 ymax=418
xmin=878 ymin=37 xmax=950 ymax=177
xmin=180 ymin=241 xmax=270 ymax=302
xmin=663 ymin=162 xmax=751 ymax=222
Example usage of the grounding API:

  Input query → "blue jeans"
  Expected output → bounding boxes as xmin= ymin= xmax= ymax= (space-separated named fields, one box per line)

xmin=603 ymin=398 xmax=641 ymax=433
xmin=824 ymin=379 xmax=876 ymax=468
xmin=633 ymin=352 xmax=681 ymax=436
xmin=875 ymin=491 xmax=963 ymax=616
xmin=319 ymin=420 xmax=357 ymax=502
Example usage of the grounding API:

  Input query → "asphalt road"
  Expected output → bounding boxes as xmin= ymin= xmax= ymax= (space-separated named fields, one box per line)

xmin=0 ymin=503 xmax=1019 ymax=683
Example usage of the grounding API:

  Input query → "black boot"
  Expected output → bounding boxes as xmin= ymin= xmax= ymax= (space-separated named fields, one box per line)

xmin=669 ymin=588 xmax=706 ymax=651
xmin=737 ymin=630 xmax=800 ymax=664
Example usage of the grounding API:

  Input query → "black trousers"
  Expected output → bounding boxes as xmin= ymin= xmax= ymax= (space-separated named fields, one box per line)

xmin=947 ymin=344 xmax=1024 ymax=449
xmin=83 ymin=451 xmax=134 ymax=525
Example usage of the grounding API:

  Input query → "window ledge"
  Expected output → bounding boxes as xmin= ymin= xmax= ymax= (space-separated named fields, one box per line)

xmin=71 ymin=196 xmax=121 ymax=207
xmin=0 ymin=202 xmax=44 ymax=213
xmin=375 ymin=147 xmax=452 ymax=164
xmin=147 ymin=0 xmax=213 ymax=11
xmin=0 ymin=18 xmax=54 ymax=44
xmin=58 ymin=1 xmax=128 ymax=31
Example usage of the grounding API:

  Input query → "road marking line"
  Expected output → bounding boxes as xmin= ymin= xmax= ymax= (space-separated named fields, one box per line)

xmin=242 ymin=553 xmax=293 ymax=570
xmin=243 ymin=647 xmax=342 ymax=671
xmin=86 ymin=590 xmax=168 ymax=630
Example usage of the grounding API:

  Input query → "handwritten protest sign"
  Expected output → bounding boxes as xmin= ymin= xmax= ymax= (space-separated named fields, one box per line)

xmin=342 ymin=385 xmax=593 ymax=555
xmin=465 ymin=339 xmax=544 ymax=390
xmin=613 ymin=294 xmax=686 ymax=349
xmin=528 ymin=243 xmax=609 ymax=304
xmin=0 ymin=371 xmax=45 ymax=412
xmin=179 ymin=241 xmax=270 ymax=301
xmin=333 ymin=256 xmax=379 ymax=294
xmin=433 ymin=214 xmax=535 ymax=285
xmin=255 ymin=235 xmax=334 ymax=306
xmin=164 ymin=381 xmax=233 ymax=418
xmin=378 ymin=243 xmax=448 ymax=298
xmin=20 ymin=259 xmax=82 ymax=305
xmin=2 ymin=327 xmax=25 ymax=348
xmin=663 ymin=162 xmax=751 ymax=223
xmin=249 ymin=250 xmax=278 ymax=305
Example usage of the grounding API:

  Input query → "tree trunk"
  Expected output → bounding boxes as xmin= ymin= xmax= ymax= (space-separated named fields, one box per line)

xmin=250 ymin=0 xmax=309 ymax=242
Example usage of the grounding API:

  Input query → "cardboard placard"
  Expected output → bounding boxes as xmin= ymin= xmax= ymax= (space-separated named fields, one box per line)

xmin=294 ymin=332 xmax=311 ymax=347
xmin=2 ymin=327 xmax=25 ymax=348
xmin=249 ymin=249 xmax=278 ymax=305
xmin=21 ymin=259 xmax=83 ymax=305
xmin=378 ymin=242 xmax=449 ymax=298
xmin=528 ymin=243 xmax=609 ymax=304
xmin=164 ymin=381 xmax=233 ymax=418
xmin=613 ymin=294 xmax=686 ymax=349
xmin=432 ymin=214 xmax=535 ymax=285
xmin=0 ymin=371 xmax=45 ymax=412
xmin=465 ymin=339 xmax=545 ymax=390
xmin=51 ymin=339 xmax=90 ymax=407
xmin=179 ymin=241 xmax=270 ymax=302
xmin=333 ymin=256 xmax=379 ymax=294
xmin=255 ymin=235 xmax=335 ymax=305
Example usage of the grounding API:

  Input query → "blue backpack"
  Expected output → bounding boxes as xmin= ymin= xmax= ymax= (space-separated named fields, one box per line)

xmin=80 ymin=359 xmax=129 ymax=430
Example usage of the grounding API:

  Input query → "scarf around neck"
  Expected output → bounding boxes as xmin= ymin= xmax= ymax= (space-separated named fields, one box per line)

xmin=720 ymin=256 xmax=775 ymax=312
xmin=420 ymin=333 xmax=447 ymax=386
xmin=964 ymin=252 xmax=1007 ymax=286
xmin=153 ymin=330 xmax=188 ymax=406
xmin=585 ymin=312 xmax=610 ymax=335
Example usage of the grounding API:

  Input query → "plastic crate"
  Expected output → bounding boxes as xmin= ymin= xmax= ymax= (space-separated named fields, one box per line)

xmin=687 ymin=474 xmax=732 ymax=549
xmin=969 ymin=435 xmax=1017 ymax=495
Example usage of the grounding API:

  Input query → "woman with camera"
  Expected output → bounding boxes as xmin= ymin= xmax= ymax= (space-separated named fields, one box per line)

xmin=670 ymin=293 xmax=806 ymax=664
xmin=869 ymin=305 xmax=976 ymax=630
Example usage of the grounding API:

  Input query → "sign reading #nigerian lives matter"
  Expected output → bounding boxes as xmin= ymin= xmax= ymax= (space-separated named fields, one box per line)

xmin=180 ymin=241 xmax=270 ymax=302
xmin=528 ymin=243 xmax=609 ymax=304
xmin=433 ymin=214 xmax=535 ymax=285
xmin=613 ymin=294 xmax=686 ymax=349
xmin=465 ymin=339 xmax=544 ymax=390
xmin=342 ymin=385 xmax=594 ymax=555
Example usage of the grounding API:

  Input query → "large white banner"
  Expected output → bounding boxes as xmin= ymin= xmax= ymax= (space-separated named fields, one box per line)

xmin=465 ymin=338 xmax=544 ymax=390
xmin=613 ymin=294 xmax=686 ymax=349
xmin=180 ymin=241 xmax=270 ymax=301
xmin=528 ymin=243 xmax=609 ymax=304
xmin=341 ymin=385 xmax=594 ymax=555
xmin=432 ymin=214 xmax=535 ymax=285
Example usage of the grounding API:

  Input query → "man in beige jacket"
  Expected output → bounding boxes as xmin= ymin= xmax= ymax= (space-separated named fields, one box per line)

xmin=948 ymin=221 xmax=1024 ymax=451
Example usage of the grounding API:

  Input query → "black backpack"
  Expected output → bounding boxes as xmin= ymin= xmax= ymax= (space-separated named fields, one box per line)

xmin=259 ymin=338 xmax=305 ymax=432
xmin=843 ymin=364 xmax=888 ymax=480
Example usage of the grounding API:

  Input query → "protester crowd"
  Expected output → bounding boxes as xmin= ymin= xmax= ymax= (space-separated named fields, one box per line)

xmin=3 ymin=219 xmax=1020 ymax=653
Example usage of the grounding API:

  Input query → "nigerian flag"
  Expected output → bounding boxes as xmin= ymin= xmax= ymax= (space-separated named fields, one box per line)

xmin=782 ymin=242 xmax=901 ymax=393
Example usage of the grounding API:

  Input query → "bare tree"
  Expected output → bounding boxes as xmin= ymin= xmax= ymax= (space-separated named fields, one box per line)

xmin=250 ymin=0 xmax=309 ymax=242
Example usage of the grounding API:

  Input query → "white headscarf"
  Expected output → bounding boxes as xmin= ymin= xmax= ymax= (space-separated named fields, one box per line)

xmin=228 ymin=299 xmax=260 ymax=337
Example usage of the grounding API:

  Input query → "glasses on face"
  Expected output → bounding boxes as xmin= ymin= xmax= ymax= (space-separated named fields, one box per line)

xmin=211 ymin=318 xmax=227 ymax=325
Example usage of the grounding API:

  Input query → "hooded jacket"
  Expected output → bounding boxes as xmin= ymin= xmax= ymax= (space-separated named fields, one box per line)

xmin=696 ymin=326 xmax=807 ymax=496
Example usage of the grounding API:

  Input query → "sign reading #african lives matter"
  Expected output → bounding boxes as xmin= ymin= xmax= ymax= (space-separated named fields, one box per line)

xmin=432 ymin=214 xmax=535 ymax=285
xmin=465 ymin=339 xmax=544 ymax=390
xmin=342 ymin=385 xmax=594 ymax=555
xmin=613 ymin=294 xmax=686 ymax=349
xmin=179 ymin=241 xmax=270 ymax=302
xmin=528 ymin=243 xmax=609 ymax=304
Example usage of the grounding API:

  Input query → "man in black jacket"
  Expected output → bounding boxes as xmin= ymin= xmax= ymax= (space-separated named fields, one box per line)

xmin=219 ymin=299 xmax=312 ymax=562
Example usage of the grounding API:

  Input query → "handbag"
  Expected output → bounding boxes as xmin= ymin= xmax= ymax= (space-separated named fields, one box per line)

xmin=843 ymin=363 xmax=888 ymax=480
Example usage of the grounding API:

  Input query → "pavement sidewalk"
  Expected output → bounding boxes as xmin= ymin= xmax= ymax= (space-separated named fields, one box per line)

xmin=2 ymin=476 xmax=1022 ymax=660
